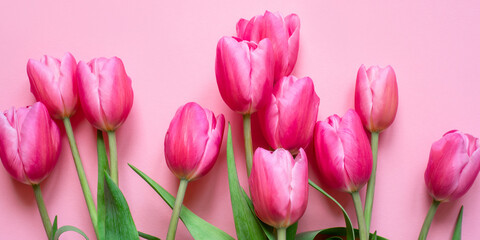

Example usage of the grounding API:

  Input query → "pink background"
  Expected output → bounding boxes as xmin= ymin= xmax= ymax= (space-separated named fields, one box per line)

xmin=1 ymin=1 xmax=479 ymax=239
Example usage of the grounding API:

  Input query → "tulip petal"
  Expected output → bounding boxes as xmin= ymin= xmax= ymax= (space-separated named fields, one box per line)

xmin=77 ymin=60 xmax=107 ymax=130
xmin=0 ymin=111 xmax=27 ymax=184
xmin=285 ymin=14 xmax=300 ymax=76
xmin=249 ymin=38 xmax=274 ymax=112
xmin=355 ymin=65 xmax=374 ymax=129
xmin=369 ymin=65 xmax=398 ymax=131
xmin=57 ymin=52 xmax=78 ymax=117
xmin=289 ymin=148 xmax=308 ymax=226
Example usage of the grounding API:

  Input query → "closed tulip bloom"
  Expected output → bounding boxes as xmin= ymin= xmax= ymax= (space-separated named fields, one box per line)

xmin=249 ymin=147 xmax=308 ymax=228
xmin=0 ymin=102 xmax=61 ymax=185
xmin=215 ymin=36 xmax=274 ymax=114
xmin=258 ymin=75 xmax=319 ymax=154
xmin=314 ymin=110 xmax=372 ymax=192
xmin=164 ymin=102 xmax=225 ymax=181
xmin=77 ymin=57 xmax=134 ymax=131
xmin=27 ymin=53 xmax=78 ymax=119
xmin=237 ymin=11 xmax=300 ymax=82
xmin=425 ymin=130 xmax=480 ymax=202
xmin=355 ymin=65 xmax=398 ymax=132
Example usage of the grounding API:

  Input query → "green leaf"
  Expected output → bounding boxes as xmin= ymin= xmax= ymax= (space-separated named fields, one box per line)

xmin=226 ymin=123 xmax=267 ymax=240
xmin=97 ymin=130 xmax=109 ymax=240
xmin=308 ymin=180 xmax=355 ymax=240
xmin=296 ymin=228 xmax=388 ymax=240
xmin=452 ymin=206 xmax=463 ymax=240
xmin=54 ymin=225 xmax=89 ymax=240
xmin=139 ymin=231 xmax=162 ymax=240
xmin=370 ymin=231 xmax=377 ymax=240
xmin=241 ymin=190 xmax=275 ymax=240
xmin=104 ymin=172 xmax=139 ymax=240
xmin=130 ymin=164 xmax=234 ymax=240
xmin=287 ymin=222 xmax=298 ymax=240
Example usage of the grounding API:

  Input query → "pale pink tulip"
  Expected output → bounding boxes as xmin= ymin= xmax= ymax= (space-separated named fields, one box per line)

xmin=237 ymin=11 xmax=300 ymax=82
xmin=164 ymin=102 xmax=225 ymax=181
xmin=314 ymin=110 xmax=372 ymax=192
xmin=249 ymin=147 xmax=308 ymax=228
xmin=77 ymin=57 xmax=134 ymax=131
xmin=258 ymin=75 xmax=319 ymax=154
xmin=355 ymin=65 xmax=398 ymax=132
xmin=215 ymin=36 xmax=274 ymax=114
xmin=27 ymin=53 xmax=78 ymax=119
xmin=0 ymin=102 xmax=61 ymax=185
xmin=425 ymin=130 xmax=480 ymax=202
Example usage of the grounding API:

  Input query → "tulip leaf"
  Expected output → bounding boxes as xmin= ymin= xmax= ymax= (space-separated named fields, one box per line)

xmin=241 ymin=189 xmax=275 ymax=240
xmin=97 ymin=130 xmax=109 ymax=240
xmin=287 ymin=222 xmax=299 ymax=240
xmin=309 ymin=180 xmax=355 ymax=240
xmin=51 ymin=216 xmax=58 ymax=240
xmin=295 ymin=228 xmax=388 ymax=240
xmin=53 ymin=225 xmax=89 ymax=240
xmin=104 ymin=172 xmax=139 ymax=240
xmin=130 ymin=164 xmax=234 ymax=240
xmin=139 ymin=231 xmax=162 ymax=240
xmin=452 ymin=206 xmax=463 ymax=240
xmin=226 ymin=123 xmax=267 ymax=240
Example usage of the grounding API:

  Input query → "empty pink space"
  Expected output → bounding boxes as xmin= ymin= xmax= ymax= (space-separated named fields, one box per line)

xmin=1 ymin=1 xmax=480 ymax=239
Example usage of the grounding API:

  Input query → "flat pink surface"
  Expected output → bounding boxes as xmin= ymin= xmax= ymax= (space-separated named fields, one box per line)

xmin=1 ymin=1 xmax=479 ymax=239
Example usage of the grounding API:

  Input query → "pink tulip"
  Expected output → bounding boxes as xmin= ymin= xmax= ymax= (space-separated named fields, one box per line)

xmin=0 ymin=102 xmax=61 ymax=185
xmin=215 ymin=36 xmax=274 ymax=114
xmin=27 ymin=53 xmax=78 ymax=119
xmin=424 ymin=130 xmax=480 ymax=202
xmin=77 ymin=57 xmax=134 ymax=131
xmin=164 ymin=102 xmax=225 ymax=181
xmin=355 ymin=65 xmax=398 ymax=132
xmin=258 ymin=75 xmax=319 ymax=154
xmin=249 ymin=147 xmax=308 ymax=228
xmin=237 ymin=11 xmax=300 ymax=82
xmin=314 ymin=110 xmax=372 ymax=192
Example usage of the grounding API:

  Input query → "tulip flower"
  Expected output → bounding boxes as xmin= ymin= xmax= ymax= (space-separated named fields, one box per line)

xmin=249 ymin=147 xmax=308 ymax=240
xmin=355 ymin=64 xmax=398 ymax=232
xmin=314 ymin=109 xmax=371 ymax=240
xmin=77 ymin=56 xmax=134 ymax=132
xmin=237 ymin=11 xmax=300 ymax=82
xmin=215 ymin=36 xmax=273 ymax=175
xmin=419 ymin=130 xmax=480 ymax=240
xmin=77 ymin=56 xmax=134 ymax=185
xmin=27 ymin=53 xmax=78 ymax=119
xmin=258 ymin=75 xmax=319 ymax=154
xmin=215 ymin=36 xmax=274 ymax=115
xmin=0 ymin=102 xmax=60 ymax=238
xmin=355 ymin=64 xmax=398 ymax=133
xmin=164 ymin=102 xmax=225 ymax=240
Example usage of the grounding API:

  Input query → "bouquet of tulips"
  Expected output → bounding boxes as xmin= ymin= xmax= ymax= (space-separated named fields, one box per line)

xmin=1 ymin=11 xmax=478 ymax=240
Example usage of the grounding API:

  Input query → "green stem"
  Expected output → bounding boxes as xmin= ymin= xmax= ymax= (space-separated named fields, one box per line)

xmin=32 ymin=184 xmax=52 ymax=239
xmin=277 ymin=227 xmax=286 ymax=240
xmin=166 ymin=179 xmax=189 ymax=240
xmin=63 ymin=118 xmax=98 ymax=236
xmin=243 ymin=114 xmax=253 ymax=176
xmin=418 ymin=200 xmax=441 ymax=240
xmin=351 ymin=191 xmax=368 ymax=240
xmin=107 ymin=131 xmax=118 ymax=185
xmin=364 ymin=131 xmax=379 ymax=232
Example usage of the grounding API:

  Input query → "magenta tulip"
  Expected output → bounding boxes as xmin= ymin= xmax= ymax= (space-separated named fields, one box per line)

xmin=27 ymin=53 xmax=78 ymax=119
xmin=237 ymin=11 xmax=300 ymax=82
xmin=314 ymin=110 xmax=372 ymax=192
xmin=215 ymin=36 xmax=274 ymax=114
xmin=0 ymin=102 xmax=61 ymax=185
xmin=258 ymin=75 xmax=319 ymax=154
xmin=77 ymin=57 xmax=134 ymax=131
xmin=425 ymin=130 xmax=480 ymax=202
xmin=164 ymin=102 xmax=225 ymax=181
xmin=249 ymin=147 xmax=308 ymax=228
xmin=355 ymin=65 xmax=398 ymax=132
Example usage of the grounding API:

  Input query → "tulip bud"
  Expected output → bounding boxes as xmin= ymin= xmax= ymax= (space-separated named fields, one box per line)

xmin=424 ymin=130 xmax=480 ymax=202
xmin=237 ymin=11 xmax=300 ymax=82
xmin=215 ymin=36 xmax=274 ymax=114
xmin=355 ymin=65 xmax=398 ymax=132
xmin=164 ymin=102 xmax=225 ymax=181
xmin=0 ymin=102 xmax=61 ymax=185
xmin=27 ymin=53 xmax=78 ymax=119
xmin=249 ymin=147 xmax=308 ymax=228
xmin=314 ymin=110 xmax=372 ymax=192
xmin=258 ymin=75 xmax=319 ymax=154
xmin=77 ymin=57 xmax=134 ymax=132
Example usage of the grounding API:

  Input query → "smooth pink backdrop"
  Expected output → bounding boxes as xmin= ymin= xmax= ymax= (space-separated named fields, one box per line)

xmin=1 ymin=1 xmax=480 ymax=239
